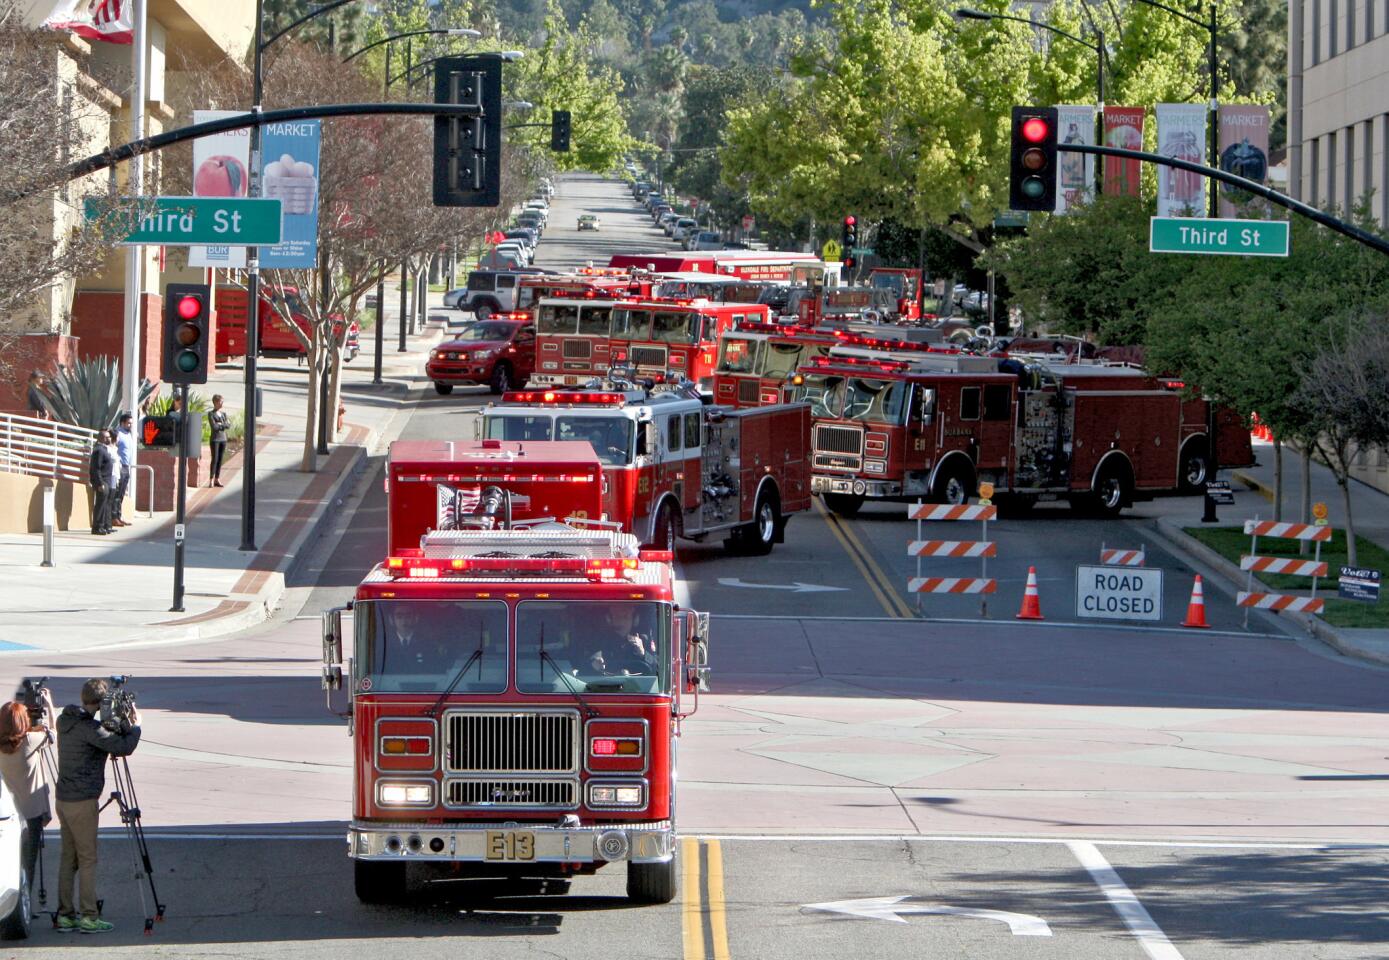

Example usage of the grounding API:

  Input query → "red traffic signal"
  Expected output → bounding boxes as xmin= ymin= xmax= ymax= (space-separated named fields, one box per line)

xmin=1009 ymin=106 xmax=1058 ymax=213
xmin=843 ymin=215 xmax=856 ymax=226
xmin=1021 ymin=116 xmax=1050 ymax=143
xmin=162 ymin=283 xmax=210 ymax=385
xmin=176 ymin=294 xmax=201 ymax=320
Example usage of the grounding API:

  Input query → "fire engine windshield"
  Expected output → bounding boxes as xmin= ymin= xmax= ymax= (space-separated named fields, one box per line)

xmin=651 ymin=310 xmax=697 ymax=344
xmin=515 ymin=600 xmax=669 ymax=695
xmin=577 ymin=305 xmax=613 ymax=336
xmin=538 ymin=302 xmax=579 ymax=334
xmin=801 ymin=376 xmax=910 ymax=424
xmin=763 ymin=341 xmax=826 ymax=379
xmin=717 ymin=337 xmax=760 ymax=374
xmin=484 ymin=414 xmax=634 ymax=465
xmin=356 ymin=600 xmax=508 ymax=693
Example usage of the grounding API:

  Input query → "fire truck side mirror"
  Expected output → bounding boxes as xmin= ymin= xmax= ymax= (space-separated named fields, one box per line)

xmin=637 ymin=420 xmax=655 ymax=458
xmin=685 ymin=611 xmax=710 ymax=694
xmin=322 ymin=607 xmax=345 ymax=693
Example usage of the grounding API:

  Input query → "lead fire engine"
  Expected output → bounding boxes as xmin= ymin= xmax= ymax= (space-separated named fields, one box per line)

xmin=793 ymin=349 xmax=1253 ymax=517
xmin=322 ymin=438 xmax=709 ymax=905
xmin=481 ymin=383 xmax=811 ymax=554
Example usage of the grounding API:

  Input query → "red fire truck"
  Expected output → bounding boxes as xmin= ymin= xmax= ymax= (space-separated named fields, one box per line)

xmin=608 ymin=251 xmax=839 ymax=284
xmin=215 ymin=284 xmax=360 ymax=363
xmin=514 ymin=270 xmax=656 ymax=320
xmin=324 ymin=438 xmax=708 ymax=905
xmin=481 ymin=385 xmax=812 ymax=554
xmin=794 ymin=350 xmax=1253 ymax=517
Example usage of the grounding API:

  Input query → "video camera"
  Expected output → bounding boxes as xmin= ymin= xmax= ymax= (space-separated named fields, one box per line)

xmin=15 ymin=677 xmax=48 ymax=725
xmin=100 ymin=675 xmax=138 ymax=733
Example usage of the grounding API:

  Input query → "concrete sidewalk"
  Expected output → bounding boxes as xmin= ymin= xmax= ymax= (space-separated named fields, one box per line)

xmin=0 ymin=281 xmax=446 ymax=657
xmin=1147 ymin=436 xmax=1389 ymax=665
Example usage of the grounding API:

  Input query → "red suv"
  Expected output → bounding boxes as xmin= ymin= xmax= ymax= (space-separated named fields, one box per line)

xmin=427 ymin=317 xmax=536 ymax=395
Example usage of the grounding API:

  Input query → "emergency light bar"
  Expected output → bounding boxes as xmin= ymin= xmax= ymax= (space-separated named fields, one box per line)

xmin=806 ymin=354 xmax=913 ymax=372
xmin=385 ymin=555 xmax=640 ymax=580
xmin=832 ymin=330 xmax=961 ymax=355
xmin=502 ymin=390 xmax=629 ymax=405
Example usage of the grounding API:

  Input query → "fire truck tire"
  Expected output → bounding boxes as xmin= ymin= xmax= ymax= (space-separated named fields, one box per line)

xmin=1077 ymin=461 xmax=1132 ymax=518
xmin=822 ymin=493 xmax=864 ymax=517
xmin=354 ymin=860 xmax=408 ymax=904
xmin=646 ymin=503 xmax=678 ymax=552
xmin=727 ymin=491 xmax=780 ymax=556
xmin=627 ymin=857 xmax=677 ymax=904
xmin=434 ymin=382 xmax=454 ymax=395
xmin=932 ymin=463 xmax=975 ymax=506
xmin=489 ymin=363 xmax=513 ymax=395
xmin=1179 ymin=440 xmax=1209 ymax=495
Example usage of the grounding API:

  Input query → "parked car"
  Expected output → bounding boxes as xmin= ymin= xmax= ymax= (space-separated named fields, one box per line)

xmin=671 ymin=218 xmax=698 ymax=242
xmin=0 ymin=780 xmax=30 ymax=939
xmin=516 ymin=211 xmax=545 ymax=235
xmin=577 ymin=214 xmax=601 ymax=231
xmin=659 ymin=212 xmax=681 ymax=235
xmin=454 ymin=268 xmax=546 ymax=318
xmin=476 ymin=247 xmax=528 ymax=271
xmin=427 ymin=318 xmax=536 ymax=395
xmin=689 ymin=230 xmax=724 ymax=251
xmin=503 ymin=228 xmax=538 ymax=252
xmin=494 ymin=240 xmax=532 ymax=265
xmin=651 ymin=205 xmax=672 ymax=224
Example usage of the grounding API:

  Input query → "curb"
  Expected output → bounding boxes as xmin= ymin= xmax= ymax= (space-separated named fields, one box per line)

xmin=1231 ymin=470 xmax=1274 ymax=503
xmin=1152 ymin=515 xmax=1389 ymax=667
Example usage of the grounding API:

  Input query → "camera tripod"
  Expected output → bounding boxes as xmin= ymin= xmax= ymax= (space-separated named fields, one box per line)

xmin=97 ymin=755 xmax=165 ymax=933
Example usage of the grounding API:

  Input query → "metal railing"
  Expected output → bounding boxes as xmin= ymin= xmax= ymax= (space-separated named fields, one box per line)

xmin=0 ymin=413 xmax=97 ymax=485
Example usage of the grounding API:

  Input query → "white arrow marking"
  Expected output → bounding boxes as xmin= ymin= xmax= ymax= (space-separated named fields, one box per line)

xmin=717 ymin=578 xmax=848 ymax=594
xmin=802 ymin=896 xmax=1052 ymax=936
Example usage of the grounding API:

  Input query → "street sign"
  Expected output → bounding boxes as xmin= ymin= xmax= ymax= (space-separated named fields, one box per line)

xmin=1312 ymin=501 xmax=1329 ymax=526
xmin=86 ymin=196 xmax=282 ymax=246
xmin=1149 ymin=216 xmax=1289 ymax=257
xmin=851 ymin=247 xmax=875 ymax=256
xmin=1206 ymin=479 xmax=1235 ymax=504
xmin=1338 ymin=566 xmax=1381 ymax=603
xmin=1076 ymin=565 xmax=1164 ymax=621
xmin=821 ymin=239 xmax=842 ymax=261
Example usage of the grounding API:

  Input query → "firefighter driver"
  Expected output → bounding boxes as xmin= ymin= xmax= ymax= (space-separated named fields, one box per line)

xmin=572 ymin=605 xmax=657 ymax=678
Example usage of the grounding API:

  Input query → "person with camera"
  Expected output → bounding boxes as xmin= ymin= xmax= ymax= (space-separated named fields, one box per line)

xmin=0 ymin=685 xmax=55 ymax=894
xmin=54 ymin=679 xmax=141 ymax=934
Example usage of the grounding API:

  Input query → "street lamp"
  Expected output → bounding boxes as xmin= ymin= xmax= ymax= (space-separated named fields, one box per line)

xmin=340 ymin=27 xmax=480 ymax=64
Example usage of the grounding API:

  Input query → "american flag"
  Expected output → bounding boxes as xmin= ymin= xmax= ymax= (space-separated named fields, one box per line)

xmin=437 ymin=484 xmax=483 ymax=528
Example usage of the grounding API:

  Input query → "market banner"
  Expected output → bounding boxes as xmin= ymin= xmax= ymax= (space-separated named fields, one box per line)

xmin=1102 ymin=107 xmax=1145 ymax=197
xmin=188 ymin=110 xmax=252 ymax=269
xmin=1218 ymin=104 xmax=1271 ymax=217
xmin=1155 ymin=103 xmax=1208 ymax=217
xmin=1055 ymin=105 xmax=1096 ymax=214
xmin=43 ymin=0 xmax=133 ymax=43
xmin=259 ymin=120 xmax=321 ymax=269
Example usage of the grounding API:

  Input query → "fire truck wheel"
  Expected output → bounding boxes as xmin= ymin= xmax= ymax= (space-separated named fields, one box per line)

xmin=728 ymin=491 xmax=780 ymax=556
xmin=646 ymin=503 xmax=678 ymax=552
xmin=822 ymin=492 xmax=864 ymax=517
xmin=932 ymin=464 xmax=975 ymax=506
xmin=1088 ymin=462 xmax=1132 ymax=518
xmin=1179 ymin=441 xmax=1209 ymax=495
xmin=627 ymin=858 xmax=677 ymax=904
xmin=489 ymin=363 xmax=513 ymax=395
xmin=434 ymin=382 xmax=454 ymax=395
xmin=354 ymin=860 xmax=408 ymax=904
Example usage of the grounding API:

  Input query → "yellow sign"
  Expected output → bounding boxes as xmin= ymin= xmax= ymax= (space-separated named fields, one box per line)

xmin=1312 ymin=501 xmax=1328 ymax=520
xmin=978 ymin=481 xmax=995 ymax=500
xmin=821 ymin=239 xmax=842 ymax=262
xmin=978 ymin=498 xmax=993 ymax=507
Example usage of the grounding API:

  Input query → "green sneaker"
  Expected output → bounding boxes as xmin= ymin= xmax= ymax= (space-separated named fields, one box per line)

xmin=55 ymin=915 xmax=78 ymax=933
xmin=77 ymin=917 xmax=114 ymax=934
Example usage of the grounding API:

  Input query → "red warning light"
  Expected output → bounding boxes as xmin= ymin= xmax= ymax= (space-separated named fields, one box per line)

xmin=1021 ymin=117 xmax=1049 ymax=143
xmin=177 ymin=295 xmax=201 ymax=320
xmin=843 ymin=215 xmax=856 ymax=226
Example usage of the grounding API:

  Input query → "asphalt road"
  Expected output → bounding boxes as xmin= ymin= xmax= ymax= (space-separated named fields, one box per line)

xmin=10 ymin=174 xmax=1389 ymax=958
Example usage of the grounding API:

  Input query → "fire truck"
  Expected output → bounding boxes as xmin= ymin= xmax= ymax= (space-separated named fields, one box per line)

xmin=794 ymin=349 xmax=1253 ymax=517
xmin=215 ymin=284 xmax=360 ymax=363
xmin=608 ymin=251 xmax=840 ymax=285
xmin=481 ymin=384 xmax=812 ymax=554
xmin=514 ymin=269 xmax=656 ymax=320
xmin=323 ymin=438 xmax=709 ymax=905
xmin=533 ymin=299 xmax=773 ymax=388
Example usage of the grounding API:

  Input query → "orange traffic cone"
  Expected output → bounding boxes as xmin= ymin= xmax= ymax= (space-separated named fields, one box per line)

xmin=1181 ymin=575 xmax=1210 ymax=628
xmin=1015 ymin=566 xmax=1044 ymax=620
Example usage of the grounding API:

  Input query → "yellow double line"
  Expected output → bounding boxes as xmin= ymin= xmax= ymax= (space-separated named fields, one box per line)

xmin=815 ymin=500 xmax=915 ymax=618
xmin=682 ymin=837 xmax=730 ymax=960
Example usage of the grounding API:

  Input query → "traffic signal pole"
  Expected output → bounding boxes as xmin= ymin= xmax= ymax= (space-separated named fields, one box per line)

xmin=242 ymin=0 xmax=265 ymax=553
xmin=172 ymin=383 xmax=189 ymax=612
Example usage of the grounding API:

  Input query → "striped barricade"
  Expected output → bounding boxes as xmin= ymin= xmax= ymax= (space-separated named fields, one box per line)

xmin=1100 ymin=547 xmax=1145 ymax=567
xmin=909 ymin=577 xmax=997 ymax=594
xmin=1240 ymin=517 xmax=1330 ymax=625
xmin=909 ymin=499 xmax=997 ymax=616
xmin=1237 ymin=592 xmax=1325 ymax=614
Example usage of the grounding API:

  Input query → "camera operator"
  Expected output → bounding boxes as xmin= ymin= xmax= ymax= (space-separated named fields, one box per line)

xmin=0 ymin=685 xmax=55 ymax=891
xmin=54 ymin=679 xmax=140 ymax=934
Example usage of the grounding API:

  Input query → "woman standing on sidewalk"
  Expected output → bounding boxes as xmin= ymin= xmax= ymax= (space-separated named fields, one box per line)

xmin=207 ymin=395 xmax=229 ymax=488
xmin=0 ymin=690 xmax=55 ymax=891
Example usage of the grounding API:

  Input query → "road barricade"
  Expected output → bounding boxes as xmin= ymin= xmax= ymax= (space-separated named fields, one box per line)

xmin=1100 ymin=544 xmax=1145 ymax=567
xmin=1237 ymin=519 xmax=1330 ymax=622
xmin=908 ymin=501 xmax=996 ymax=616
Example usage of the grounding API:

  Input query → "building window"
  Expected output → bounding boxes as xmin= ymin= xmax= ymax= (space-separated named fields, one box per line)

xmin=1345 ymin=125 xmax=1355 ymax=212
xmin=1382 ymin=115 xmax=1389 ymax=227
xmin=1330 ymin=0 xmax=1338 ymax=54
xmin=1347 ymin=0 xmax=1355 ymax=47
xmin=1327 ymin=132 xmax=1337 ymax=209
xmin=1313 ymin=0 xmax=1322 ymax=63
xmin=1365 ymin=119 xmax=1375 ymax=206
xmin=1309 ymin=136 xmax=1320 ymax=206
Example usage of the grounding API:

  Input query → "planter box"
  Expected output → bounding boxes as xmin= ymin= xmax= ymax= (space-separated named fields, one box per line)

xmin=138 ymin=448 xmax=203 ymax=512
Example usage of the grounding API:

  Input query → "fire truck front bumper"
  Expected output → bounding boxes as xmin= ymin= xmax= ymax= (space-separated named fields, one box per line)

xmin=348 ymin=820 xmax=675 ymax=864
xmin=812 ymin=474 xmax=903 ymax=498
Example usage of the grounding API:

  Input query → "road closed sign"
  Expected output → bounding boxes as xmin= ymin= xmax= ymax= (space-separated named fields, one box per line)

xmin=1076 ymin=565 xmax=1164 ymax=621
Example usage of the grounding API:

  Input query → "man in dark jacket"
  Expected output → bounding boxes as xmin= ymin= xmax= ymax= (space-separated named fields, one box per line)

xmin=88 ymin=431 xmax=115 ymax=535
xmin=54 ymin=678 xmax=141 ymax=933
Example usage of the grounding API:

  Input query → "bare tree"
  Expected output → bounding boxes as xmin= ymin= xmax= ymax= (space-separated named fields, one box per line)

xmin=1297 ymin=317 xmax=1389 ymax=567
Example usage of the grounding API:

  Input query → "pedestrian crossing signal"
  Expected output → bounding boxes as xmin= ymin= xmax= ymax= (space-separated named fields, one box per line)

xmin=141 ymin=416 xmax=177 ymax=448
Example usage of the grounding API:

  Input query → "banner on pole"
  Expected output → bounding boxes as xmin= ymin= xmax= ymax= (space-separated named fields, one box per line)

xmin=43 ymin=0 xmax=133 ymax=43
xmin=189 ymin=110 xmax=252 ymax=269
xmin=259 ymin=120 xmax=321 ymax=269
xmin=1155 ymin=103 xmax=1208 ymax=217
xmin=1102 ymin=107 xmax=1145 ymax=197
xmin=1055 ymin=105 xmax=1096 ymax=214
xmin=1218 ymin=104 xmax=1271 ymax=218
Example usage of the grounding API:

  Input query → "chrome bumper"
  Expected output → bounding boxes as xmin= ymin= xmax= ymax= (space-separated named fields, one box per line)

xmin=348 ymin=820 xmax=675 ymax=864
xmin=812 ymin=474 xmax=903 ymax=498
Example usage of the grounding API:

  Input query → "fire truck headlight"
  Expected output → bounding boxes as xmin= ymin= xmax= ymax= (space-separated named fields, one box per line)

xmin=378 ymin=782 xmax=435 ymax=806
xmin=588 ymin=781 xmax=646 ymax=807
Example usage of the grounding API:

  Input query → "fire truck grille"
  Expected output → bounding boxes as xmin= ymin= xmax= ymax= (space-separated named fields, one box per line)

xmin=562 ymin=339 xmax=591 ymax=360
xmin=443 ymin=711 xmax=578 ymax=774
xmin=445 ymin=778 xmax=578 ymax=810
xmin=630 ymin=345 xmax=667 ymax=368
xmin=737 ymin=379 xmax=760 ymax=405
xmin=813 ymin=424 xmax=864 ymax=471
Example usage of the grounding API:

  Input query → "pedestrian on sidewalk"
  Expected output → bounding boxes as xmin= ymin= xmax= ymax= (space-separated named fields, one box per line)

xmin=111 ymin=413 xmax=134 ymax=526
xmin=54 ymin=679 xmax=141 ymax=934
xmin=26 ymin=371 xmax=49 ymax=420
xmin=88 ymin=431 xmax=116 ymax=535
xmin=207 ymin=394 xmax=229 ymax=487
xmin=0 ymin=688 xmax=56 ymax=892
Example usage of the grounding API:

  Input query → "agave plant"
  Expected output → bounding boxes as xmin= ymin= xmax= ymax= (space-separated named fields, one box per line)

xmin=36 ymin=356 xmax=155 ymax=431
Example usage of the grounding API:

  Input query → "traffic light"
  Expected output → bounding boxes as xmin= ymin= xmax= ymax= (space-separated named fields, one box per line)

xmin=433 ymin=55 xmax=502 ymax=207
xmin=162 ymin=283 xmax=210 ymax=385
xmin=842 ymin=216 xmax=857 ymax=270
xmin=140 ymin=415 xmax=177 ymax=448
xmin=550 ymin=109 xmax=571 ymax=152
xmin=1009 ymin=106 xmax=1058 ymax=212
